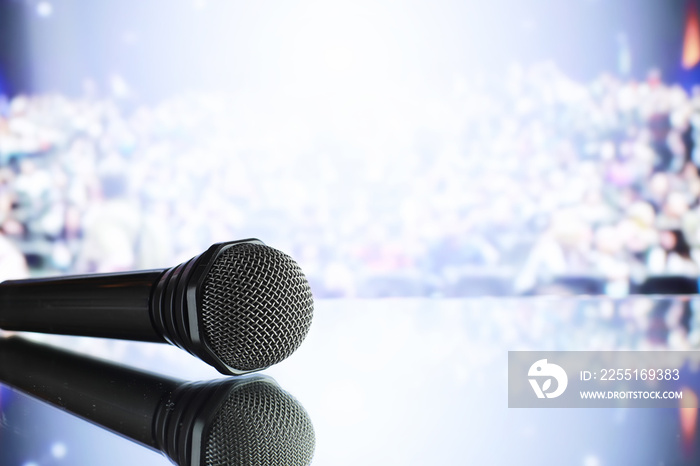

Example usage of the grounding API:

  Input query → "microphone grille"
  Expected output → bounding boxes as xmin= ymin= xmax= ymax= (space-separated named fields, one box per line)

xmin=204 ymin=379 xmax=315 ymax=466
xmin=201 ymin=243 xmax=314 ymax=372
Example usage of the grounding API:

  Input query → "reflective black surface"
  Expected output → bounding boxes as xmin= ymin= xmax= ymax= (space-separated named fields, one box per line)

xmin=0 ymin=337 xmax=314 ymax=466
xmin=2 ymin=297 xmax=700 ymax=465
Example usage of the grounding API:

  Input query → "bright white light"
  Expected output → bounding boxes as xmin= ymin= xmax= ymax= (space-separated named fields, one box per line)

xmin=36 ymin=1 xmax=53 ymax=18
xmin=51 ymin=442 xmax=67 ymax=459
xmin=275 ymin=1 xmax=406 ymax=113
xmin=109 ymin=74 xmax=130 ymax=99
xmin=582 ymin=454 xmax=601 ymax=466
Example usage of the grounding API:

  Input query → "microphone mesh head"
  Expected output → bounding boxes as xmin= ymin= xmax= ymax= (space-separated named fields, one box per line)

xmin=201 ymin=243 xmax=314 ymax=372
xmin=204 ymin=379 xmax=315 ymax=466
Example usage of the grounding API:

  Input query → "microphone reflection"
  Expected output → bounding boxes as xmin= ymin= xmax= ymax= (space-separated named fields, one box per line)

xmin=0 ymin=337 xmax=315 ymax=466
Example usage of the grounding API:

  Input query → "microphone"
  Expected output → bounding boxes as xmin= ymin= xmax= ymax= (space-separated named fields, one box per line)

xmin=0 ymin=336 xmax=316 ymax=466
xmin=0 ymin=239 xmax=314 ymax=375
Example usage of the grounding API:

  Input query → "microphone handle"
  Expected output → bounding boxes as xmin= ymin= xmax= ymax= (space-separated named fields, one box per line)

xmin=0 ymin=270 xmax=167 ymax=342
xmin=0 ymin=336 xmax=179 ymax=450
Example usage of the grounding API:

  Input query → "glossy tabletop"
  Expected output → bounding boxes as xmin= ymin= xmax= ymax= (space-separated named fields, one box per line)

xmin=1 ymin=297 xmax=699 ymax=465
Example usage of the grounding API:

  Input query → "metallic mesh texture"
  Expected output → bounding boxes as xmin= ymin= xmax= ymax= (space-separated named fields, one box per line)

xmin=201 ymin=243 xmax=314 ymax=372
xmin=204 ymin=380 xmax=315 ymax=466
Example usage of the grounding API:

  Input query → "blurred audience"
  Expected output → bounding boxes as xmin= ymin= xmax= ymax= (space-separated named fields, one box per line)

xmin=0 ymin=64 xmax=700 ymax=296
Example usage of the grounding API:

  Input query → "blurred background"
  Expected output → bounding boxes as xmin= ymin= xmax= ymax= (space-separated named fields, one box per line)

xmin=0 ymin=0 xmax=699 ymax=297
xmin=4 ymin=2 xmax=700 ymax=465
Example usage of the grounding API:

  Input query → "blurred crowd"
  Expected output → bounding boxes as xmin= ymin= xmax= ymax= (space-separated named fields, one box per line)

xmin=1 ymin=64 xmax=700 ymax=297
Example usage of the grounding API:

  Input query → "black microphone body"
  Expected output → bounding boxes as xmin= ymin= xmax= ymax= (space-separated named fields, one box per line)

xmin=0 ymin=335 xmax=173 ymax=449
xmin=0 ymin=336 xmax=315 ymax=466
xmin=0 ymin=269 xmax=165 ymax=341
xmin=0 ymin=239 xmax=314 ymax=375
